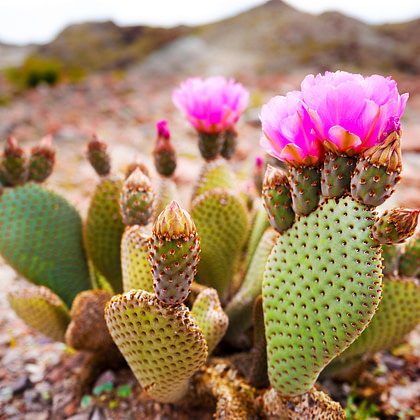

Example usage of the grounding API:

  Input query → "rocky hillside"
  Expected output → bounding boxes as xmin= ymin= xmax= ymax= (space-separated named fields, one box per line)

xmin=30 ymin=0 xmax=420 ymax=76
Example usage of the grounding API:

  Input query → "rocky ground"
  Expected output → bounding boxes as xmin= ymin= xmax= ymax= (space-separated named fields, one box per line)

xmin=0 ymin=67 xmax=420 ymax=419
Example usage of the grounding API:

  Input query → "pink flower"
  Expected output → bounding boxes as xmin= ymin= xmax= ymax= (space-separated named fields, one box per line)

xmin=260 ymin=91 xmax=325 ymax=167
xmin=172 ymin=76 xmax=249 ymax=134
xmin=300 ymin=71 xmax=408 ymax=154
xmin=156 ymin=120 xmax=170 ymax=139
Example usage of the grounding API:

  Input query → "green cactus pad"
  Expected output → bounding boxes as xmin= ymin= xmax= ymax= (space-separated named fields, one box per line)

xmin=381 ymin=244 xmax=400 ymax=276
xmin=154 ymin=177 xmax=178 ymax=221
xmin=121 ymin=225 xmax=153 ymax=293
xmin=249 ymin=295 xmax=269 ymax=389
xmin=149 ymin=202 xmax=200 ymax=304
xmin=8 ymin=285 xmax=70 ymax=342
xmin=244 ymin=204 xmax=271 ymax=271
xmin=191 ymin=287 xmax=228 ymax=355
xmin=65 ymin=289 xmax=114 ymax=351
xmin=262 ymin=165 xmax=295 ymax=233
xmin=336 ymin=276 xmax=420 ymax=361
xmin=351 ymin=160 xmax=399 ymax=206
xmin=119 ymin=169 xmax=155 ymax=226
xmin=263 ymin=196 xmax=382 ymax=397
xmin=191 ymin=158 xmax=235 ymax=201
xmin=399 ymin=235 xmax=420 ymax=278
xmin=289 ymin=166 xmax=321 ymax=216
xmin=191 ymin=187 xmax=249 ymax=301
xmin=0 ymin=183 xmax=91 ymax=307
xmin=105 ymin=290 xmax=208 ymax=403
xmin=321 ymin=154 xmax=356 ymax=198
xmin=84 ymin=175 xmax=125 ymax=294
xmin=225 ymin=228 xmax=279 ymax=342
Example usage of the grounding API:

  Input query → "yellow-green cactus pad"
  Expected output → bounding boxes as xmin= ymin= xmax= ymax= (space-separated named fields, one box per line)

xmin=105 ymin=290 xmax=208 ymax=403
xmin=121 ymin=225 xmax=153 ymax=293
xmin=191 ymin=158 xmax=235 ymax=201
xmin=244 ymin=204 xmax=271 ymax=271
xmin=0 ymin=183 xmax=91 ymax=307
xmin=225 ymin=228 xmax=279 ymax=343
xmin=8 ymin=285 xmax=70 ymax=342
xmin=191 ymin=187 xmax=249 ymax=301
xmin=336 ymin=275 xmax=420 ymax=361
xmin=84 ymin=175 xmax=125 ymax=293
xmin=154 ymin=177 xmax=178 ymax=221
xmin=65 ymin=289 xmax=114 ymax=351
xmin=263 ymin=196 xmax=382 ymax=397
xmin=191 ymin=288 xmax=228 ymax=355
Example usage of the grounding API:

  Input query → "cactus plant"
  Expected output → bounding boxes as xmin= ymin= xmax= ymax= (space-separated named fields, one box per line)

xmin=1 ymin=72 xmax=419 ymax=419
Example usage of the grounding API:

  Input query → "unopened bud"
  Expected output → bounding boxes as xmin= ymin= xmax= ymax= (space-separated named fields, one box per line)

xmin=153 ymin=201 xmax=196 ymax=240
xmin=119 ymin=168 xmax=155 ymax=226
xmin=153 ymin=120 xmax=176 ymax=177
xmin=372 ymin=208 xmax=419 ymax=245
xmin=28 ymin=134 xmax=55 ymax=182
xmin=87 ymin=134 xmax=111 ymax=176
xmin=1 ymin=135 xmax=27 ymax=186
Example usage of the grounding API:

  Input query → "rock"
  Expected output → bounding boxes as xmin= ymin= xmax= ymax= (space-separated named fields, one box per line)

xmin=11 ymin=375 xmax=31 ymax=394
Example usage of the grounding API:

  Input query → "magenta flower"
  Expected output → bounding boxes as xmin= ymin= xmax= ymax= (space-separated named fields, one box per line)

xmin=260 ymin=91 xmax=325 ymax=167
xmin=172 ymin=76 xmax=249 ymax=134
xmin=156 ymin=120 xmax=170 ymax=139
xmin=300 ymin=71 xmax=408 ymax=155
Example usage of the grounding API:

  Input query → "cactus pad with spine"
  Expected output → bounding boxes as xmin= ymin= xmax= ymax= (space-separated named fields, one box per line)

xmin=191 ymin=187 xmax=249 ymax=301
xmin=320 ymin=154 xmax=356 ymax=198
xmin=289 ymin=166 xmax=320 ymax=215
xmin=191 ymin=287 xmax=228 ymax=355
xmin=335 ymin=275 xmax=420 ymax=362
xmin=191 ymin=158 xmax=235 ymax=201
xmin=225 ymin=228 xmax=279 ymax=342
xmin=149 ymin=202 xmax=200 ymax=304
xmin=263 ymin=196 xmax=382 ymax=397
xmin=119 ymin=168 xmax=155 ymax=226
xmin=399 ymin=235 xmax=420 ymax=277
xmin=8 ymin=285 xmax=70 ymax=342
xmin=105 ymin=290 xmax=208 ymax=403
xmin=84 ymin=175 xmax=125 ymax=294
xmin=262 ymin=165 xmax=295 ymax=233
xmin=121 ymin=225 xmax=153 ymax=293
xmin=154 ymin=177 xmax=178 ymax=222
xmin=0 ymin=183 xmax=91 ymax=307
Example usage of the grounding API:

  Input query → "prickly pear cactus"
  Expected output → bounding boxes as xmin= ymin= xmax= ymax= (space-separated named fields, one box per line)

xmin=191 ymin=287 xmax=228 ymax=355
xmin=121 ymin=225 xmax=153 ymax=293
xmin=191 ymin=158 xmax=235 ymax=201
xmin=0 ymin=183 xmax=92 ymax=308
xmin=399 ymin=234 xmax=420 ymax=277
xmin=84 ymin=174 xmax=125 ymax=294
xmin=334 ymin=275 xmax=420 ymax=362
xmin=149 ymin=201 xmax=200 ymax=304
xmin=8 ymin=285 xmax=71 ymax=342
xmin=225 ymin=227 xmax=279 ymax=343
xmin=263 ymin=196 xmax=382 ymax=397
xmin=105 ymin=290 xmax=208 ymax=403
xmin=191 ymin=187 xmax=249 ymax=301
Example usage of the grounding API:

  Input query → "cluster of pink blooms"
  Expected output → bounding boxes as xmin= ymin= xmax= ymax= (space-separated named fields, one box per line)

xmin=260 ymin=71 xmax=409 ymax=167
xmin=172 ymin=76 xmax=249 ymax=134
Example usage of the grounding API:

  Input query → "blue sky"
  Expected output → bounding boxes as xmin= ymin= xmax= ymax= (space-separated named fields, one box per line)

xmin=1 ymin=0 xmax=420 ymax=45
